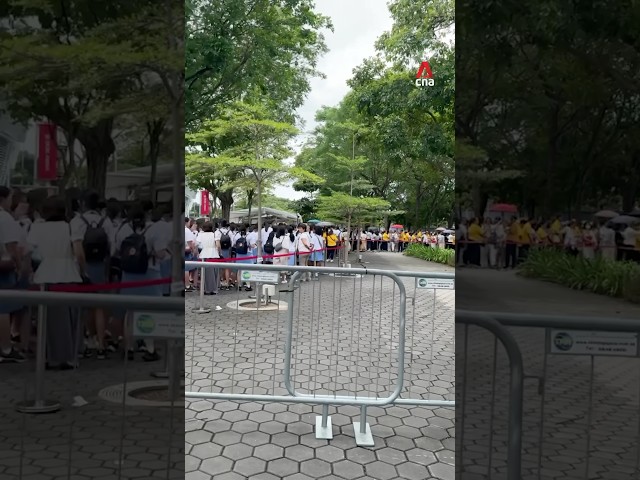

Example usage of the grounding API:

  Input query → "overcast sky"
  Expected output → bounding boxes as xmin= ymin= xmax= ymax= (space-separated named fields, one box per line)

xmin=274 ymin=0 xmax=393 ymax=200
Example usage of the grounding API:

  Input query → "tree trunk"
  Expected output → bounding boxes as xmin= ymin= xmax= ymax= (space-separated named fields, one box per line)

xmin=76 ymin=119 xmax=115 ymax=197
xmin=218 ymin=189 xmax=234 ymax=221
xmin=148 ymin=119 xmax=165 ymax=202
xmin=247 ymin=189 xmax=255 ymax=223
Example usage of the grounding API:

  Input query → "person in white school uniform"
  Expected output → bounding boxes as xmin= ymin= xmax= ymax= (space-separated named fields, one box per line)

xmin=28 ymin=195 xmax=85 ymax=370
xmin=197 ymin=221 xmax=220 ymax=295
xmin=246 ymin=226 xmax=259 ymax=261
xmin=0 ymin=187 xmax=26 ymax=363
xmin=114 ymin=207 xmax=166 ymax=362
xmin=295 ymin=223 xmax=312 ymax=282
xmin=70 ymin=190 xmax=115 ymax=359
xmin=309 ymin=225 xmax=324 ymax=277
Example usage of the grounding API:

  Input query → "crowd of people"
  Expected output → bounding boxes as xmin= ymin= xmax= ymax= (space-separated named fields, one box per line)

xmin=0 ymin=186 xmax=175 ymax=366
xmin=184 ymin=219 xmax=457 ymax=295
xmin=456 ymin=215 xmax=640 ymax=268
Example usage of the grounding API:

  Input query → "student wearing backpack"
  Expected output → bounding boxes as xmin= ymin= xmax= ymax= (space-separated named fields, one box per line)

xmin=216 ymin=221 xmax=234 ymax=289
xmin=115 ymin=207 xmax=165 ymax=362
xmin=234 ymin=229 xmax=253 ymax=291
xmin=70 ymin=190 xmax=114 ymax=360
xmin=263 ymin=231 xmax=276 ymax=264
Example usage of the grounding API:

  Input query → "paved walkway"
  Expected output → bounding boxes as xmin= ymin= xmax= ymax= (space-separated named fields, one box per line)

xmin=186 ymin=252 xmax=455 ymax=480
xmin=1 ymin=341 xmax=183 ymax=479
xmin=456 ymin=268 xmax=640 ymax=480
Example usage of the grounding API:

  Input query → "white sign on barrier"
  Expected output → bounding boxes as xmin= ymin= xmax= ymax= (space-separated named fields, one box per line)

xmin=550 ymin=330 xmax=638 ymax=357
xmin=240 ymin=270 xmax=279 ymax=284
xmin=416 ymin=278 xmax=455 ymax=290
xmin=133 ymin=312 xmax=184 ymax=338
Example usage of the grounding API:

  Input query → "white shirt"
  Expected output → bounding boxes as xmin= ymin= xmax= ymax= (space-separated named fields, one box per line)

xmin=246 ymin=230 xmax=258 ymax=248
xmin=28 ymin=221 xmax=82 ymax=284
xmin=310 ymin=232 xmax=323 ymax=251
xmin=282 ymin=234 xmax=294 ymax=253
xmin=197 ymin=231 xmax=219 ymax=259
xmin=296 ymin=231 xmax=311 ymax=252
xmin=185 ymin=226 xmax=196 ymax=250
xmin=115 ymin=223 xmax=164 ymax=271
xmin=598 ymin=226 xmax=615 ymax=247
xmin=622 ymin=227 xmax=637 ymax=247
xmin=0 ymin=209 xmax=22 ymax=262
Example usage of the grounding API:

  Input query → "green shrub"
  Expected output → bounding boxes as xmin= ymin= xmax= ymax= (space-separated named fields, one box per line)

xmin=519 ymin=248 xmax=640 ymax=301
xmin=404 ymin=243 xmax=455 ymax=266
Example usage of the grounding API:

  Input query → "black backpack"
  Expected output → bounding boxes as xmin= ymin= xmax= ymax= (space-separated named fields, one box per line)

xmin=263 ymin=237 xmax=275 ymax=254
xmin=119 ymin=225 xmax=150 ymax=274
xmin=81 ymin=215 xmax=109 ymax=263
xmin=219 ymin=229 xmax=231 ymax=250
xmin=235 ymin=236 xmax=248 ymax=255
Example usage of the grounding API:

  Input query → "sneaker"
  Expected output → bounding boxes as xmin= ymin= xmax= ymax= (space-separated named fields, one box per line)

xmin=96 ymin=349 xmax=107 ymax=360
xmin=1 ymin=348 xmax=26 ymax=363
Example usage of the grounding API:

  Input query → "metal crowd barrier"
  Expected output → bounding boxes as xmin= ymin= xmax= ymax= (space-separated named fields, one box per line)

xmin=457 ymin=310 xmax=640 ymax=480
xmin=185 ymin=261 xmax=455 ymax=446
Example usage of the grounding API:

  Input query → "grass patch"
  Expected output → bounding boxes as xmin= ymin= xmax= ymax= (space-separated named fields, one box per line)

xmin=404 ymin=243 xmax=455 ymax=266
xmin=519 ymin=248 xmax=640 ymax=302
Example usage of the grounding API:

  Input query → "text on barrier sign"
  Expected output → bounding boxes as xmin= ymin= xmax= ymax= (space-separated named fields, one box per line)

xmin=550 ymin=330 xmax=638 ymax=357
xmin=133 ymin=312 xmax=184 ymax=339
xmin=416 ymin=278 xmax=455 ymax=290
xmin=240 ymin=270 xmax=279 ymax=284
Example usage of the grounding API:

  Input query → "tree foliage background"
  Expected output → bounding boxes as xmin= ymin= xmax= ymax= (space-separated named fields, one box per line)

xmin=456 ymin=0 xmax=640 ymax=219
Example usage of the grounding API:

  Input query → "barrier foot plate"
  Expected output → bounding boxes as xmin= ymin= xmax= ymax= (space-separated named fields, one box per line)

xmin=151 ymin=371 xmax=169 ymax=378
xmin=353 ymin=422 xmax=375 ymax=446
xmin=192 ymin=307 xmax=212 ymax=314
xmin=315 ymin=416 xmax=333 ymax=439
xmin=16 ymin=399 xmax=61 ymax=414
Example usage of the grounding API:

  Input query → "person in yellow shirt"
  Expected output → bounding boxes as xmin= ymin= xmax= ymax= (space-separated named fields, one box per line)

xmin=505 ymin=217 xmax=519 ymax=268
xmin=326 ymin=228 xmax=338 ymax=262
xmin=382 ymin=231 xmax=390 ymax=251
xmin=536 ymin=223 xmax=548 ymax=246
xmin=467 ymin=218 xmax=483 ymax=266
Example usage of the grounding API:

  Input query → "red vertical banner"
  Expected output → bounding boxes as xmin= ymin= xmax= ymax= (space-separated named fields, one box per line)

xmin=37 ymin=123 xmax=58 ymax=180
xmin=200 ymin=190 xmax=210 ymax=216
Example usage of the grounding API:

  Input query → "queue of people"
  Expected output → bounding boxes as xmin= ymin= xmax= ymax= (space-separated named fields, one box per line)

xmin=346 ymin=229 xmax=455 ymax=253
xmin=456 ymin=215 xmax=640 ymax=268
xmin=0 ymin=186 xmax=174 ymax=366
xmin=184 ymin=220 xmax=349 ymax=294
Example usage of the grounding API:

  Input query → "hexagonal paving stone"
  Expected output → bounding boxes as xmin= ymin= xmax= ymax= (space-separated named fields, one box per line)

xmin=333 ymin=459 xmax=365 ymax=479
xmin=186 ymin=430 xmax=213 ymax=445
xmin=429 ymin=461 xmax=454 ymax=480
xmin=300 ymin=459 xmax=331 ymax=477
xmin=365 ymin=461 xmax=398 ymax=480
xmin=190 ymin=443 xmax=223 ymax=460
xmin=234 ymin=457 xmax=267 ymax=477
xmin=271 ymin=432 xmax=299 ymax=448
xmin=316 ymin=445 xmax=345 ymax=463
xmin=213 ymin=431 xmax=243 ymax=446
xmin=285 ymin=444 xmax=315 ymax=462
xmin=222 ymin=443 xmax=253 ymax=461
xmin=254 ymin=444 xmax=285 ymax=461
xmin=200 ymin=457 xmax=233 ymax=477
xmin=405 ymin=448 xmax=437 ymax=466
xmin=242 ymin=431 xmax=271 ymax=446
xmin=397 ymin=462 xmax=430 ymax=479
xmin=267 ymin=458 xmax=299 ymax=477
xmin=375 ymin=447 xmax=408 ymax=466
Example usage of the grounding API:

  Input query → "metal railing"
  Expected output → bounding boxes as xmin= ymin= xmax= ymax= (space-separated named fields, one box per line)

xmin=457 ymin=309 xmax=640 ymax=480
xmin=185 ymin=261 xmax=455 ymax=446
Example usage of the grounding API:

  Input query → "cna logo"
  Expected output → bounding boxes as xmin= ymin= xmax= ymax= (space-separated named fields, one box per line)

xmin=415 ymin=61 xmax=434 ymax=87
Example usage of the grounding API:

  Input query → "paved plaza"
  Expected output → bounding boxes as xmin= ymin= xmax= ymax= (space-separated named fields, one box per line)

xmin=186 ymin=252 xmax=455 ymax=480
xmin=1 ymin=342 xmax=184 ymax=479
xmin=457 ymin=268 xmax=640 ymax=480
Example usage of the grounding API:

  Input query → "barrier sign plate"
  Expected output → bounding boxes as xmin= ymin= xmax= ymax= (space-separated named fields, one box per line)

xmin=241 ymin=270 xmax=279 ymax=284
xmin=416 ymin=278 xmax=455 ymax=290
xmin=550 ymin=330 xmax=638 ymax=357
xmin=133 ymin=312 xmax=184 ymax=338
